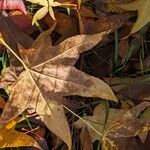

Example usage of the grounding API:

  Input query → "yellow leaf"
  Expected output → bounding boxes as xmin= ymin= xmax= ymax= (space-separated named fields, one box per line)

xmin=27 ymin=0 xmax=48 ymax=6
xmin=107 ymin=0 xmax=150 ymax=34
xmin=27 ymin=0 xmax=74 ymax=23
xmin=78 ymin=0 xmax=81 ymax=9
xmin=49 ymin=6 xmax=55 ymax=20
xmin=0 ymin=116 xmax=41 ymax=149
xmin=0 ymin=33 xmax=6 ymax=45
xmin=32 ymin=6 xmax=48 ymax=25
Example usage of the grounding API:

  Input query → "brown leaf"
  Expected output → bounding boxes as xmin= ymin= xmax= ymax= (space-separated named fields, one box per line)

xmin=119 ymin=38 xmax=129 ymax=62
xmin=74 ymin=102 xmax=150 ymax=149
xmin=82 ymin=13 xmax=132 ymax=34
xmin=9 ymin=11 xmax=36 ymax=34
xmin=43 ymin=12 xmax=78 ymax=41
xmin=0 ymin=14 xmax=33 ymax=49
xmin=0 ymin=96 xmax=5 ymax=109
xmin=80 ymin=127 xmax=93 ymax=150
xmin=104 ymin=76 xmax=150 ymax=101
xmin=0 ymin=14 xmax=34 ymax=68
xmin=0 ymin=30 xmax=117 ymax=149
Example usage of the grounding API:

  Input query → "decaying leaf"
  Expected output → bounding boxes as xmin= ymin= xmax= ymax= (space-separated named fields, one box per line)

xmin=9 ymin=11 xmax=36 ymax=34
xmin=82 ymin=13 xmax=132 ymax=34
xmin=104 ymin=76 xmax=150 ymax=101
xmin=107 ymin=0 xmax=150 ymax=34
xmin=0 ymin=96 xmax=5 ymax=109
xmin=0 ymin=116 xmax=41 ymax=149
xmin=0 ymin=0 xmax=27 ymax=14
xmin=0 ymin=30 xmax=117 ymax=149
xmin=80 ymin=127 xmax=93 ymax=150
xmin=0 ymin=15 xmax=34 ymax=69
xmin=74 ymin=102 xmax=150 ymax=149
xmin=42 ymin=12 xmax=78 ymax=42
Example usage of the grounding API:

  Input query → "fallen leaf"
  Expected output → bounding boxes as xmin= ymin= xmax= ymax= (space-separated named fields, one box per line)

xmin=104 ymin=76 xmax=150 ymax=101
xmin=42 ymin=12 xmax=78 ymax=41
xmin=9 ymin=11 xmax=36 ymax=34
xmin=0 ymin=96 xmax=5 ymax=109
xmin=27 ymin=0 xmax=76 ymax=24
xmin=80 ymin=5 xmax=99 ymax=18
xmin=118 ymin=38 xmax=129 ymax=62
xmin=0 ymin=0 xmax=27 ymax=14
xmin=0 ymin=116 xmax=41 ymax=149
xmin=107 ymin=0 xmax=150 ymax=34
xmin=82 ymin=13 xmax=132 ymax=34
xmin=80 ymin=127 xmax=93 ymax=150
xmin=0 ymin=14 xmax=34 ymax=69
xmin=74 ymin=102 xmax=150 ymax=149
xmin=0 ymin=30 xmax=117 ymax=149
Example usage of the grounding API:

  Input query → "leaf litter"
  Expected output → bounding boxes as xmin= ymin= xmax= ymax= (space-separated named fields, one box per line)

xmin=0 ymin=0 xmax=150 ymax=149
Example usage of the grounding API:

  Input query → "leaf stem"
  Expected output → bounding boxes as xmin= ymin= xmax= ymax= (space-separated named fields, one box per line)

xmin=63 ymin=105 xmax=102 ymax=137
xmin=0 ymin=37 xmax=28 ymax=70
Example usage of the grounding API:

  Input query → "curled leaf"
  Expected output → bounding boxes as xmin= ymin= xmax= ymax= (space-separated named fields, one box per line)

xmin=0 ymin=0 xmax=27 ymax=14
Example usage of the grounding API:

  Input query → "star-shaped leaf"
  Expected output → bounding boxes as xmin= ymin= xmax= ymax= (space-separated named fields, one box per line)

xmin=27 ymin=0 xmax=76 ymax=24
xmin=107 ymin=0 xmax=150 ymax=34
xmin=74 ymin=102 xmax=150 ymax=149
xmin=0 ymin=29 xmax=117 ymax=149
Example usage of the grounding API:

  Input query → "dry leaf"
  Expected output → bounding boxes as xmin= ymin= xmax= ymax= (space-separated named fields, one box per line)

xmin=0 ymin=15 xmax=34 ymax=69
xmin=0 ymin=0 xmax=27 ymax=14
xmin=27 ymin=0 xmax=76 ymax=24
xmin=107 ymin=0 xmax=150 ymax=34
xmin=82 ymin=13 xmax=132 ymax=34
xmin=0 ymin=30 xmax=117 ymax=149
xmin=104 ymin=76 xmax=150 ymax=101
xmin=74 ymin=102 xmax=150 ymax=149
xmin=0 ymin=96 xmax=5 ymax=109
xmin=43 ymin=12 xmax=78 ymax=41
xmin=9 ymin=11 xmax=36 ymax=34
xmin=80 ymin=127 xmax=93 ymax=150
xmin=0 ymin=116 xmax=41 ymax=149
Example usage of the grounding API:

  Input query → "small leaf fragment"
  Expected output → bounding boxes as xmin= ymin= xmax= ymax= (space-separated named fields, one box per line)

xmin=0 ymin=0 xmax=27 ymax=14
xmin=0 ymin=116 xmax=41 ymax=149
xmin=107 ymin=0 xmax=150 ymax=34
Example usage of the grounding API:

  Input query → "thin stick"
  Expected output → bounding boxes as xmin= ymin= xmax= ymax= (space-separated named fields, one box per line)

xmin=63 ymin=105 xmax=102 ymax=137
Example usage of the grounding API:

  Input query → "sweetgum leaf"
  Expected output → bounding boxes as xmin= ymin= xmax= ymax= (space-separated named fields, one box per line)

xmin=27 ymin=0 xmax=76 ymax=24
xmin=74 ymin=102 xmax=150 ymax=149
xmin=0 ymin=29 xmax=117 ymax=149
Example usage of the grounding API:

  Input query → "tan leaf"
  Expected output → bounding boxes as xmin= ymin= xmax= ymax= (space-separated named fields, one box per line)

xmin=0 ymin=30 xmax=117 ymax=149
xmin=0 ymin=116 xmax=41 ymax=149
xmin=74 ymin=102 xmax=150 ymax=149
xmin=107 ymin=0 xmax=150 ymax=34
